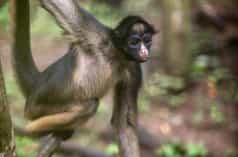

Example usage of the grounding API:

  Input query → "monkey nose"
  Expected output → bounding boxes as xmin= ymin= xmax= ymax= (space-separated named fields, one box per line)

xmin=139 ymin=44 xmax=149 ymax=60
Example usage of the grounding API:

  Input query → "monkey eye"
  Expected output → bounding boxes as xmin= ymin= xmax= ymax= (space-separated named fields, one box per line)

xmin=143 ymin=33 xmax=152 ymax=45
xmin=128 ymin=36 xmax=141 ymax=48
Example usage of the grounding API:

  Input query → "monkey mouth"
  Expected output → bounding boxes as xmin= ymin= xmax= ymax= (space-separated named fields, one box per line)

xmin=139 ymin=58 xmax=148 ymax=62
xmin=139 ymin=52 xmax=149 ymax=62
xmin=137 ymin=56 xmax=149 ymax=62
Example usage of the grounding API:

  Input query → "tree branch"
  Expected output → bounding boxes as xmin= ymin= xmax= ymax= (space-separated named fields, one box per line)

xmin=0 ymin=52 xmax=16 ymax=156
xmin=14 ymin=126 xmax=114 ymax=157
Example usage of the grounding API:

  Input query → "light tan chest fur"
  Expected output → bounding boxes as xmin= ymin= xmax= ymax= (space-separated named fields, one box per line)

xmin=72 ymin=53 xmax=121 ymax=99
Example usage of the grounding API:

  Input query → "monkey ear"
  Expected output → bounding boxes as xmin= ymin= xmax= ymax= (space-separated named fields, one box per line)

xmin=153 ymin=28 xmax=160 ymax=35
xmin=148 ymin=23 xmax=158 ymax=35
xmin=114 ymin=30 xmax=121 ymax=38
xmin=40 ymin=0 xmax=109 ymax=42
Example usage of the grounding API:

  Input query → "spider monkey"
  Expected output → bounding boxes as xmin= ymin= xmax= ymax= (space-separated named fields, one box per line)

xmin=11 ymin=0 xmax=156 ymax=156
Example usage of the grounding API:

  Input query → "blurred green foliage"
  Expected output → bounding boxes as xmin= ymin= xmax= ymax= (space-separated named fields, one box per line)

xmin=82 ymin=1 xmax=125 ymax=28
xmin=145 ymin=73 xmax=185 ymax=96
xmin=124 ymin=0 xmax=157 ymax=15
xmin=185 ymin=143 xmax=208 ymax=157
xmin=140 ymin=73 xmax=186 ymax=110
xmin=0 ymin=3 xmax=9 ymax=32
xmin=16 ymin=136 xmax=37 ymax=157
xmin=191 ymin=55 xmax=210 ymax=78
xmin=4 ymin=74 xmax=22 ymax=101
xmin=138 ymin=93 xmax=151 ymax=112
xmin=105 ymin=143 xmax=119 ymax=155
xmin=189 ymin=32 xmax=212 ymax=56
xmin=31 ymin=8 xmax=62 ymax=38
xmin=156 ymin=141 xmax=208 ymax=157
xmin=224 ymin=149 xmax=238 ymax=157
xmin=191 ymin=55 xmax=227 ymax=82
xmin=210 ymin=105 xmax=224 ymax=124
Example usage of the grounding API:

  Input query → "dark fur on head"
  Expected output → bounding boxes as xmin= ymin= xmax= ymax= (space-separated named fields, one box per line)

xmin=113 ymin=16 xmax=156 ymax=38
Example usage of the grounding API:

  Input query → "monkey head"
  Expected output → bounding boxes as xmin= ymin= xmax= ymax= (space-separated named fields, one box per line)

xmin=112 ymin=16 xmax=156 ymax=62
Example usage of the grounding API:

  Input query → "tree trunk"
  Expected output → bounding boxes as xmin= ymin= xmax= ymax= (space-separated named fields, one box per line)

xmin=0 ymin=55 xmax=16 ymax=157
xmin=159 ymin=0 xmax=192 ymax=77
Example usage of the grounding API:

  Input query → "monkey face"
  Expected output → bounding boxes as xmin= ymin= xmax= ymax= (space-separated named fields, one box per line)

xmin=112 ymin=16 xmax=156 ymax=62
xmin=124 ymin=21 xmax=155 ymax=62
xmin=126 ymin=32 xmax=152 ymax=62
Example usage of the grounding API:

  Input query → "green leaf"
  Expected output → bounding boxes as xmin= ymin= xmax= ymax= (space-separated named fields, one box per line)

xmin=105 ymin=143 xmax=119 ymax=155
xmin=185 ymin=143 xmax=208 ymax=157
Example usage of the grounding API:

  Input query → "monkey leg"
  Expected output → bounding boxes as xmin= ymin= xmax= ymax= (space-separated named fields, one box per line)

xmin=24 ymin=103 xmax=73 ymax=120
xmin=24 ymin=81 xmax=89 ymax=120
xmin=25 ymin=99 xmax=99 ymax=134
xmin=24 ymin=93 xmax=79 ymax=120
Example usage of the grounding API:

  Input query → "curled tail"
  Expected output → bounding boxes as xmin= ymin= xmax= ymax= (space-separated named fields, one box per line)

xmin=11 ymin=0 xmax=40 ymax=97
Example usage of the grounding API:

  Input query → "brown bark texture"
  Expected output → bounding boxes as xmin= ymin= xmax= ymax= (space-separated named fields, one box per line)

xmin=0 ymin=56 xmax=16 ymax=156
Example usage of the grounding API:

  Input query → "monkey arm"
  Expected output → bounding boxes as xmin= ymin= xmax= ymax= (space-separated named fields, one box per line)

xmin=111 ymin=63 xmax=142 ymax=157
xmin=127 ymin=65 xmax=142 ymax=128
xmin=116 ymin=63 xmax=142 ymax=128
xmin=40 ymin=0 xmax=111 ymax=50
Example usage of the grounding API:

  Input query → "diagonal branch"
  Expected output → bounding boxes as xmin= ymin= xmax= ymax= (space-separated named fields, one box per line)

xmin=14 ymin=126 xmax=114 ymax=157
